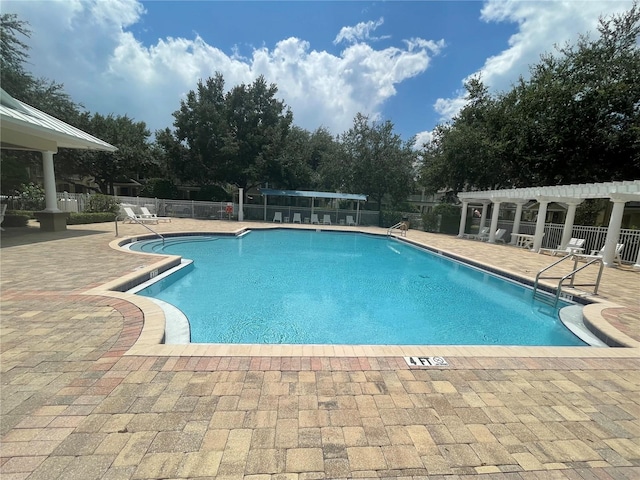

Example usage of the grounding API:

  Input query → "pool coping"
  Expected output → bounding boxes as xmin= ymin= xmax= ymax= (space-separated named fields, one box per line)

xmin=83 ymin=226 xmax=640 ymax=358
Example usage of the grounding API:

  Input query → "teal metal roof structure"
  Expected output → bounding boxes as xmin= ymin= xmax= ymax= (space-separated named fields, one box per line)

xmin=259 ymin=188 xmax=367 ymax=201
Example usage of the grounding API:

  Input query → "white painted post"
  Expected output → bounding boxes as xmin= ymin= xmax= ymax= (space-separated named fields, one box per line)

xmin=479 ymin=201 xmax=489 ymax=231
xmin=238 ymin=188 xmax=244 ymax=221
xmin=263 ymin=193 xmax=267 ymax=221
xmin=510 ymin=200 xmax=526 ymax=245
xmin=457 ymin=201 xmax=468 ymax=237
xmin=42 ymin=151 xmax=61 ymax=212
xmin=488 ymin=200 xmax=501 ymax=243
xmin=602 ymin=197 xmax=626 ymax=267
xmin=560 ymin=199 xmax=582 ymax=248
xmin=532 ymin=198 xmax=550 ymax=252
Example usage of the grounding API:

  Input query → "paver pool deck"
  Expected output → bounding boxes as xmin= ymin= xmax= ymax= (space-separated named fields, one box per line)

xmin=1 ymin=219 xmax=639 ymax=479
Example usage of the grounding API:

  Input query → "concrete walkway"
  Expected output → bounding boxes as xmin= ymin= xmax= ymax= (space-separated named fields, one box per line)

xmin=1 ymin=219 xmax=639 ymax=479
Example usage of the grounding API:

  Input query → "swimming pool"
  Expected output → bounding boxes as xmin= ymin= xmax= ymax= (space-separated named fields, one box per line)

xmin=131 ymin=229 xmax=586 ymax=346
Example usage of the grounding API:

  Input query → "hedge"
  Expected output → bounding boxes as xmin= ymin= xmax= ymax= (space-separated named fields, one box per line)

xmin=67 ymin=212 xmax=116 ymax=225
xmin=2 ymin=214 xmax=30 ymax=227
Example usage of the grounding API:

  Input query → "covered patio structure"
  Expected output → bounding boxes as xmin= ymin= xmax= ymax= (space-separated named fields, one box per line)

xmin=258 ymin=188 xmax=368 ymax=224
xmin=457 ymin=180 xmax=640 ymax=267
xmin=0 ymin=88 xmax=116 ymax=231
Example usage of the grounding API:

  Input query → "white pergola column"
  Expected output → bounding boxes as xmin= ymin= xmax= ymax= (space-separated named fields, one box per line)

xmin=634 ymin=244 xmax=640 ymax=270
xmin=532 ymin=197 xmax=550 ymax=252
xmin=559 ymin=199 xmax=583 ymax=248
xmin=479 ymin=201 xmax=489 ymax=230
xmin=487 ymin=200 xmax=501 ymax=243
xmin=602 ymin=196 xmax=628 ymax=267
xmin=238 ymin=188 xmax=244 ymax=221
xmin=510 ymin=199 xmax=528 ymax=245
xmin=42 ymin=150 xmax=61 ymax=212
xmin=457 ymin=200 xmax=469 ymax=237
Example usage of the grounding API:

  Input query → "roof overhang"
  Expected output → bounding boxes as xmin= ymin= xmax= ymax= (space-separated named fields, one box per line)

xmin=0 ymin=89 xmax=117 ymax=152
xmin=457 ymin=181 xmax=640 ymax=203
xmin=259 ymin=188 xmax=367 ymax=202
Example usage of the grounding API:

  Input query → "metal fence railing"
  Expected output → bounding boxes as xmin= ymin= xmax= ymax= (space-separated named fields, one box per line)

xmin=6 ymin=191 xmax=638 ymax=263
xmin=494 ymin=220 xmax=640 ymax=264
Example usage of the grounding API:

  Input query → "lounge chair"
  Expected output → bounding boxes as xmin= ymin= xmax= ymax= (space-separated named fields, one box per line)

xmin=140 ymin=206 xmax=171 ymax=223
xmin=589 ymin=243 xmax=624 ymax=265
xmin=0 ymin=204 xmax=6 ymax=231
xmin=322 ymin=214 xmax=332 ymax=225
xmin=273 ymin=212 xmax=282 ymax=223
xmin=292 ymin=213 xmax=301 ymax=224
xmin=539 ymin=237 xmax=585 ymax=256
xmin=311 ymin=214 xmax=319 ymax=224
xmin=123 ymin=206 xmax=158 ymax=224
xmin=346 ymin=215 xmax=356 ymax=226
xmin=463 ymin=227 xmax=489 ymax=240
xmin=480 ymin=228 xmax=507 ymax=243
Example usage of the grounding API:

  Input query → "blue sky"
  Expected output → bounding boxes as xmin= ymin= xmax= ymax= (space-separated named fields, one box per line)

xmin=3 ymin=0 xmax=634 ymax=145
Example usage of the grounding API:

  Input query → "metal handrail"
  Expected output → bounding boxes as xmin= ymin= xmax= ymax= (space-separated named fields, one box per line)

xmin=115 ymin=214 xmax=165 ymax=245
xmin=533 ymin=253 xmax=604 ymax=306
xmin=387 ymin=222 xmax=407 ymax=237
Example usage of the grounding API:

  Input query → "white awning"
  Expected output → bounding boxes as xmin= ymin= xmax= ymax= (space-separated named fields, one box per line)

xmin=0 ymin=88 xmax=116 ymax=152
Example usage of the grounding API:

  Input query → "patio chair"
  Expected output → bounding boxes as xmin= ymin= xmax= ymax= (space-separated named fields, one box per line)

xmin=589 ymin=243 xmax=625 ymax=265
xmin=322 ymin=214 xmax=332 ymax=225
xmin=479 ymin=228 xmax=506 ymax=243
xmin=311 ymin=214 xmax=319 ymax=224
xmin=0 ymin=204 xmax=6 ymax=231
xmin=292 ymin=213 xmax=301 ymax=224
xmin=463 ymin=226 xmax=489 ymax=240
xmin=346 ymin=215 xmax=356 ymax=226
xmin=140 ymin=206 xmax=171 ymax=223
xmin=273 ymin=212 xmax=282 ymax=223
xmin=539 ymin=237 xmax=585 ymax=256
xmin=123 ymin=206 xmax=158 ymax=224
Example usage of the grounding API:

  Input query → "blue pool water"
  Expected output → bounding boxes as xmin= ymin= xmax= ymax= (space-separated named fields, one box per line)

xmin=131 ymin=230 xmax=585 ymax=346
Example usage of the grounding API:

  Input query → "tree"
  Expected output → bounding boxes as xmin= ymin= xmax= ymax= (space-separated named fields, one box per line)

xmin=419 ymin=4 xmax=640 ymax=193
xmin=341 ymin=114 xmax=416 ymax=223
xmin=168 ymin=73 xmax=293 ymax=196
xmin=76 ymin=113 xmax=153 ymax=194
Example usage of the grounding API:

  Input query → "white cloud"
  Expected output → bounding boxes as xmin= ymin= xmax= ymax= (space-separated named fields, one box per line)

xmin=4 ymin=1 xmax=443 ymax=137
xmin=413 ymin=130 xmax=434 ymax=150
xmin=333 ymin=17 xmax=389 ymax=45
xmin=434 ymin=0 xmax=634 ymax=122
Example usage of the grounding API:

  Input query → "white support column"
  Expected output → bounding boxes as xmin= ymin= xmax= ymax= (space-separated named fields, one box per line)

xmin=559 ymin=199 xmax=582 ymax=248
xmin=602 ymin=197 xmax=627 ymax=267
xmin=263 ymin=193 xmax=267 ymax=221
xmin=634 ymin=243 xmax=640 ymax=270
xmin=457 ymin=200 xmax=469 ymax=237
xmin=488 ymin=200 xmax=501 ymax=243
xmin=510 ymin=199 xmax=527 ymax=245
xmin=238 ymin=188 xmax=244 ymax=222
xmin=479 ymin=201 xmax=489 ymax=230
xmin=532 ymin=198 xmax=550 ymax=252
xmin=42 ymin=150 xmax=61 ymax=212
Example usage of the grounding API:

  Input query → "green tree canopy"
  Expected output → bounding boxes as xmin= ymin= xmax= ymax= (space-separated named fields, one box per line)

xmin=419 ymin=4 xmax=640 ymax=195
xmin=163 ymin=73 xmax=293 ymax=195
xmin=76 ymin=113 xmax=153 ymax=194
xmin=341 ymin=114 xmax=416 ymax=222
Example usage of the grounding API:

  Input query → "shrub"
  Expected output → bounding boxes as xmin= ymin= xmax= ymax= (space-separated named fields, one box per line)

xmin=16 ymin=183 xmax=45 ymax=210
xmin=67 ymin=212 xmax=116 ymax=225
xmin=6 ymin=209 xmax=36 ymax=218
xmin=86 ymin=194 xmax=120 ymax=214
xmin=2 ymin=214 xmax=30 ymax=227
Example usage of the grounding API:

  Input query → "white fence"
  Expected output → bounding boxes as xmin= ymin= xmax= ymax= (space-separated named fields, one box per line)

xmin=7 ymin=192 xmax=637 ymax=263
xmin=495 ymin=220 xmax=640 ymax=264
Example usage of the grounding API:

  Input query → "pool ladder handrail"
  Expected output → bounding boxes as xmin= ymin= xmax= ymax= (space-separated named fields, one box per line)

xmin=387 ymin=221 xmax=407 ymax=237
xmin=533 ymin=253 xmax=604 ymax=306
xmin=115 ymin=214 xmax=165 ymax=245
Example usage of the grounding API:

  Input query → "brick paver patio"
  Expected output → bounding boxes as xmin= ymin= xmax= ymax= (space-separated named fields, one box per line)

xmin=1 ymin=219 xmax=639 ymax=479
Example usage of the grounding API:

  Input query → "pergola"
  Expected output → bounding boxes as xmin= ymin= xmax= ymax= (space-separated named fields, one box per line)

xmin=457 ymin=180 xmax=640 ymax=267
xmin=0 ymin=88 xmax=117 ymax=231
xmin=258 ymin=188 xmax=368 ymax=224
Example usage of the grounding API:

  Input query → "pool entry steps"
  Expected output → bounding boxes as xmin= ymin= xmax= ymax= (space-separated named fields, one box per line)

xmin=534 ymin=253 xmax=604 ymax=306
